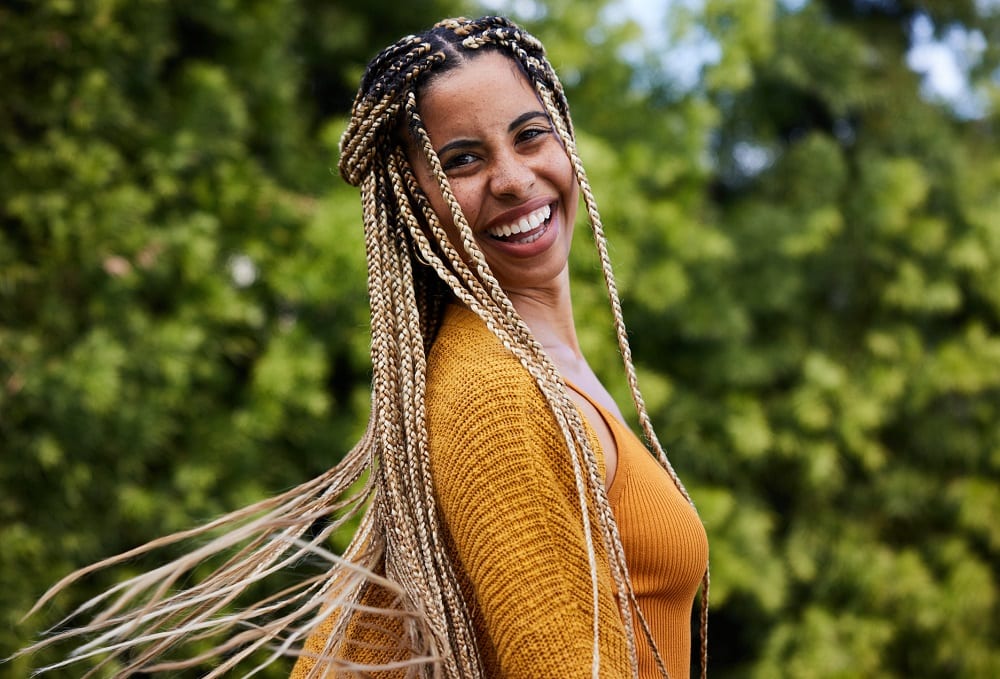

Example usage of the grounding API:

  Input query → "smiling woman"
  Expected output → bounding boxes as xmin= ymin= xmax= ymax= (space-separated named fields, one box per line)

xmin=19 ymin=15 xmax=708 ymax=679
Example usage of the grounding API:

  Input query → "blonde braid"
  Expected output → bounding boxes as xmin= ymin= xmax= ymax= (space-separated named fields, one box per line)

xmin=384 ymin=166 xmax=480 ymax=675
xmin=532 ymin=59 xmax=710 ymax=679
xmin=392 ymin=198 xmax=481 ymax=673
xmin=361 ymin=152 xmax=475 ymax=676
xmin=487 ymin=43 xmax=646 ymax=679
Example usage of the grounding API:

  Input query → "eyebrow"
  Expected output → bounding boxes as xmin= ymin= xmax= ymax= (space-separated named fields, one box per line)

xmin=508 ymin=110 xmax=549 ymax=132
xmin=435 ymin=111 xmax=550 ymax=157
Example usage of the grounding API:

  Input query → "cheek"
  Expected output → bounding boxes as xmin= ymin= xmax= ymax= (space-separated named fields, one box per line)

xmin=448 ymin=183 xmax=479 ymax=226
xmin=413 ymin=167 xmax=466 ymax=228
xmin=409 ymin=161 xmax=480 ymax=244
xmin=427 ymin=191 xmax=453 ymax=229
xmin=559 ymin=155 xmax=577 ymax=193
xmin=424 ymin=179 xmax=479 ymax=241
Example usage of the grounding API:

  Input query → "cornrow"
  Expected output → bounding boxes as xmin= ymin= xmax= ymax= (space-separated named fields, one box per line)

xmin=18 ymin=15 xmax=707 ymax=679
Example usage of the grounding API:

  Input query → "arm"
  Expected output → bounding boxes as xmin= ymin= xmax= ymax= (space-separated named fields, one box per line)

xmin=426 ymin=362 xmax=630 ymax=678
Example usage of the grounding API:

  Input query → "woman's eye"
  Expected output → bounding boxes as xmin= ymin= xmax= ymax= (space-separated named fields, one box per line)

xmin=517 ymin=126 xmax=551 ymax=143
xmin=442 ymin=153 xmax=478 ymax=171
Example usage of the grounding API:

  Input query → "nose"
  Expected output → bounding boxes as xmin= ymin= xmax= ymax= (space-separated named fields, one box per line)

xmin=489 ymin=150 xmax=535 ymax=198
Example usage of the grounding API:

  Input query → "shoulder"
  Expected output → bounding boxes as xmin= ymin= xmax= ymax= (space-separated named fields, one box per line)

xmin=427 ymin=304 xmax=546 ymax=417
xmin=425 ymin=304 xmax=564 ymax=474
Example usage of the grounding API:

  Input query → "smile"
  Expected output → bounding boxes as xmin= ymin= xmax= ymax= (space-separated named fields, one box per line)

xmin=485 ymin=204 xmax=552 ymax=243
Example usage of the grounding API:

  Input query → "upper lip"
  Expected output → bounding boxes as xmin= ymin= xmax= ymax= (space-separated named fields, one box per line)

xmin=482 ymin=198 xmax=555 ymax=235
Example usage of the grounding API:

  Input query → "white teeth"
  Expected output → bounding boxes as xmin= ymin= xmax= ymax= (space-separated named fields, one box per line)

xmin=487 ymin=204 xmax=552 ymax=239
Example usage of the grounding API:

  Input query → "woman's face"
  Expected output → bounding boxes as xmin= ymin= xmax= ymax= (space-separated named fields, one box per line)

xmin=409 ymin=51 xmax=579 ymax=295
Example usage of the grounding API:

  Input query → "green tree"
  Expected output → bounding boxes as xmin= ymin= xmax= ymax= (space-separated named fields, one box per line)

xmin=0 ymin=0 xmax=469 ymax=675
xmin=555 ymin=0 xmax=1000 ymax=675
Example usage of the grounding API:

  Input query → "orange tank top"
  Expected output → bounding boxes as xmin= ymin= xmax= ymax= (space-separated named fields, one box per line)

xmin=573 ymin=386 xmax=709 ymax=679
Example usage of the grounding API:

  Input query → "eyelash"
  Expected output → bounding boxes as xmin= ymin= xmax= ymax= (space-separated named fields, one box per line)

xmin=518 ymin=125 xmax=552 ymax=143
xmin=443 ymin=153 xmax=478 ymax=171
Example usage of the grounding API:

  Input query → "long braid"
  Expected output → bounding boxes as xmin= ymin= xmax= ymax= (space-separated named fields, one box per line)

xmin=354 ymin=46 xmax=488 ymax=677
xmin=392 ymin=187 xmax=481 ymax=675
xmin=385 ymin=169 xmax=479 ymax=676
xmin=521 ymin=41 xmax=710 ymax=679
xmin=349 ymin=38 xmax=497 ymax=672
xmin=438 ymin=24 xmax=651 ymax=678
xmin=360 ymin=133 xmax=478 ymax=678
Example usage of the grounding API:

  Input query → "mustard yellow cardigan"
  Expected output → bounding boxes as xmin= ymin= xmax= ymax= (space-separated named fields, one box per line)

xmin=291 ymin=304 xmax=707 ymax=678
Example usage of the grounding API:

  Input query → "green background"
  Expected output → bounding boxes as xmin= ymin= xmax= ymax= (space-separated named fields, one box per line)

xmin=2 ymin=0 xmax=998 ymax=676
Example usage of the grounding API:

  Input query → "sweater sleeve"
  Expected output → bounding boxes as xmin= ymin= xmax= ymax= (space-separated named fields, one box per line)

xmin=426 ymin=330 xmax=631 ymax=678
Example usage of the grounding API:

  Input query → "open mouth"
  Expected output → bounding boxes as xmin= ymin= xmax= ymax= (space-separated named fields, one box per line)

xmin=485 ymin=204 xmax=552 ymax=244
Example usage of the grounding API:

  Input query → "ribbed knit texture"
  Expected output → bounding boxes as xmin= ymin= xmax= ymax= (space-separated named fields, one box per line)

xmin=574 ymin=387 xmax=708 ymax=679
xmin=291 ymin=304 xmax=706 ymax=678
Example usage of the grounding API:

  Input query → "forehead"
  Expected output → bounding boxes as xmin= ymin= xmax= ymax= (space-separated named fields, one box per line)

xmin=418 ymin=52 xmax=541 ymax=138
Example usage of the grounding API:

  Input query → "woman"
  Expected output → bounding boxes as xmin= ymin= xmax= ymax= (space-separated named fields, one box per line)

xmin=22 ymin=15 xmax=708 ymax=679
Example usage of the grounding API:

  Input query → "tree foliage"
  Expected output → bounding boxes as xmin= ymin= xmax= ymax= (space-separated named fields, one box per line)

xmin=2 ymin=0 xmax=998 ymax=676
xmin=548 ymin=0 xmax=1000 ymax=675
xmin=0 ymin=0 xmax=472 ymax=675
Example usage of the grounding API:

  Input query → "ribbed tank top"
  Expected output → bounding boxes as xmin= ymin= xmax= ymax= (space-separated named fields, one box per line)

xmin=571 ymin=385 xmax=709 ymax=679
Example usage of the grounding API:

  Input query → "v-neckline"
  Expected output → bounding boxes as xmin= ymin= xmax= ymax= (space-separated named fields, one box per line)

xmin=564 ymin=378 xmax=628 ymax=504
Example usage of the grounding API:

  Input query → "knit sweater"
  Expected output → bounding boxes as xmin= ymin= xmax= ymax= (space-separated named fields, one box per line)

xmin=290 ymin=304 xmax=707 ymax=678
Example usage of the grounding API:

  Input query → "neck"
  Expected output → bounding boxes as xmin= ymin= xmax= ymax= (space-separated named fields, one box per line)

xmin=506 ymin=271 xmax=583 ymax=366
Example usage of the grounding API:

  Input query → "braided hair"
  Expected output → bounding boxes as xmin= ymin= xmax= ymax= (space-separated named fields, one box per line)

xmin=20 ymin=16 xmax=707 ymax=679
